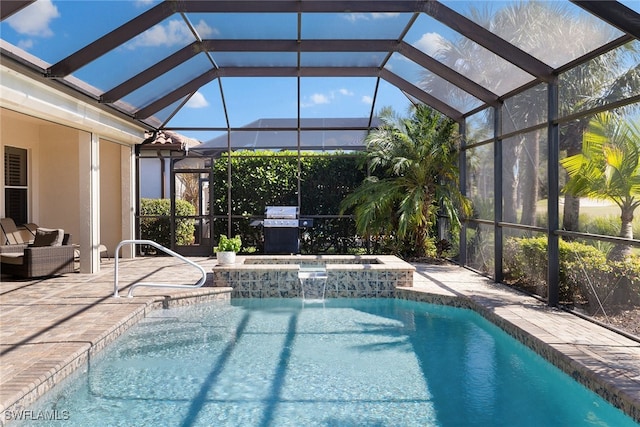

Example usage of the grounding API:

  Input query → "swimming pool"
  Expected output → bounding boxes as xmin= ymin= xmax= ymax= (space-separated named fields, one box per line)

xmin=19 ymin=299 xmax=636 ymax=426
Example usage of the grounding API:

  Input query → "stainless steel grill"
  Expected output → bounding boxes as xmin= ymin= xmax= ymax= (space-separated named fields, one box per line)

xmin=262 ymin=206 xmax=313 ymax=254
xmin=263 ymin=206 xmax=298 ymax=228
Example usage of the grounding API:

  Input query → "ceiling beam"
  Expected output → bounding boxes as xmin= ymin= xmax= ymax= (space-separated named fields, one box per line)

xmin=571 ymin=1 xmax=640 ymax=40
xmin=47 ymin=2 xmax=176 ymax=77
xmin=100 ymin=39 xmax=398 ymax=102
xmin=419 ymin=1 xmax=555 ymax=82
xmin=100 ymin=38 xmax=498 ymax=105
xmin=179 ymin=1 xmax=422 ymax=13
xmin=101 ymin=42 xmax=202 ymax=103
xmin=133 ymin=66 xmax=410 ymax=119
xmin=100 ymin=39 xmax=398 ymax=103
xmin=0 ymin=0 xmax=35 ymax=20
xmin=380 ymin=69 xmax=463 ymax=120
xmin=135 ymin=70 xmax=219 ymax=119
xmin=398 ymin=41 xmax=500 ymax=107
xmin=202 ymin=39 xmax=399 ymax=52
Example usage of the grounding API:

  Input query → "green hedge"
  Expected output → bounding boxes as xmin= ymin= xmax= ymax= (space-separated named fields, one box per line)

xmin=211 ymin=151 xmax=366 ymax=253
xmin=504 ymin=236 xmax=640 ymax=310
xmin=139 ymin=198 xmax=196 ymax=247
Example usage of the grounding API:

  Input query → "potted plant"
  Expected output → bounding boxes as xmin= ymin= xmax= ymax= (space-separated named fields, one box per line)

xmin=215 ymin=234 xmax=242 ymax=265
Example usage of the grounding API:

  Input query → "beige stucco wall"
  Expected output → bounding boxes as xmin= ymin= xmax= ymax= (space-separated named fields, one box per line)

xmin=37 ymin=124 xmax=81 ymax=241
xmin=1 ymin=107 xmax=138 ymax=271
xmin=0 ymin=111 xmax=41 ymax=221
xmin=1 ymin=64 xmax=144 ymax=272
xmin=100 ymin=139 xmax=123 ymax=255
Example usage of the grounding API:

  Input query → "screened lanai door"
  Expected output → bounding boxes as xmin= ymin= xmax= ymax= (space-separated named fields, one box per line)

xmin=171 ymin=158 xmax=214 ymax=257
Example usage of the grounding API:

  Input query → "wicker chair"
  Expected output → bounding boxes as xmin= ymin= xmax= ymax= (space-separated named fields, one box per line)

xmin=1 ymin=219 xmax=75 ymax=278
xmin=0 ymin=217 xmax=32 ymax=245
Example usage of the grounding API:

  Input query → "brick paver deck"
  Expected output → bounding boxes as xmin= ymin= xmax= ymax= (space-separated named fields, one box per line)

xmin=0 ymin=256 xmax=230 ymax=426
xmin=1 ymin=258 xmax=639 ymax=425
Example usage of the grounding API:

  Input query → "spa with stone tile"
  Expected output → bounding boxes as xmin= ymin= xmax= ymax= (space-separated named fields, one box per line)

xmin=212 ymin=255 xmax=415 ymax=298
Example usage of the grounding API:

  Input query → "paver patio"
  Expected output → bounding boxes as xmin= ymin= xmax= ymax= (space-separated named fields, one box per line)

xmin=1 ymin=257 xmax=639 ymax=425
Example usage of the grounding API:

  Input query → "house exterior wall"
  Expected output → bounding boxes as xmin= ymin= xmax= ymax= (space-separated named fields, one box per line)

xmin=0 ymin=64 xmax=145 ymax=273
xmin=0 ymin=111 xmax=41 ymax=222
xmin=100 ymin=139 xmax=123 ymax=256
xmin=37 ymin=124 xmax=81 ymax=240
xmin=139 ymin=157 xmax=165 ymax=199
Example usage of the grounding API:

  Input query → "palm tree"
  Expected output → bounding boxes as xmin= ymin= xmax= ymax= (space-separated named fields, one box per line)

xmin=559 ymin=53 xmax=640 ymax=232
xmin=560 ymin=112 xmax=640 ymax=260
xmin=340 ymin=105 xmax=470 ymax=258
xmin=426 ymin=1 xmax=639 ymax=230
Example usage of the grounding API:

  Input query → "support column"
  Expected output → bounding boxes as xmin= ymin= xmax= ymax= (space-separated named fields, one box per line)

xmin=120 ymin=144 xmax=135 ymax=258
xmin=79 ymin=133 xmax=100 ymax=273
xmin=547 ymin=80 xmax=560 ymax=306
xmin=459 ymin=119 xmax=467 ymax=266
xmin=494 ymin=107 xmax=503 ymax=283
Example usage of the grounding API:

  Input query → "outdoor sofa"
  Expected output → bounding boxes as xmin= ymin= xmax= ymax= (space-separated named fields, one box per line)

xmin=0 ymin=218 xmax=75 ymax=278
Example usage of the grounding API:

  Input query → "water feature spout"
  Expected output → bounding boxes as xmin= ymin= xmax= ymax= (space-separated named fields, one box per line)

xmin=298 ymin=266 xmax=328 ymax=303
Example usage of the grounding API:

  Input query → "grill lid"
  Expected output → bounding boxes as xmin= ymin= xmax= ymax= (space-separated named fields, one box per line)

xmin=265 ymin=206 xmax=299 ymax=219
xmin=263 ymin=219 xmax=299 ymax=227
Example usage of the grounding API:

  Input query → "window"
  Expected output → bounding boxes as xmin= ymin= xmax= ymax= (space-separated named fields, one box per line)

xmin=4 ymin=146 xmax=28 ymax=224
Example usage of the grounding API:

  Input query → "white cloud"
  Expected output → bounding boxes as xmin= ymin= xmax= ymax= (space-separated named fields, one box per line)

xmin=17 ymin=39 xmax=34 ymax=50
xmin=361 ymin=95 xmax=373 ymax=105
xmin=301 ymin=88 xmax=359 ymax=108
xmin=415 ymin=32 xmax=446 ymax=57
xmin=193 ymin=19 xmax=217 ymax=39
xmin=301 ymin=93 xmax=330 ymax=108
xmin=127 ymin=19 xmax=216 ymax=49
xmin=344 ymin=13 xmax=368 ymax=23
xmin=337 ymin=88 xmax=354 ymax=96
xmin=344 ymin=12 xmax=399 ymax=22
xmin=310 ymin=93 xmax=330 ymax=104
xmin=371 ymin=13 xmax=400 ymax=19
xmin=186 ymin=91 xmax=209 ymax=108
xmin=6 ymin=0 xmax=59 ymax=37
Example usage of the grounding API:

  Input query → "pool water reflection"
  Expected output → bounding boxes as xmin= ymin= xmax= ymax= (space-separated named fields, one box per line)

xmin=22 ymin=299 xmax=637 ymax=427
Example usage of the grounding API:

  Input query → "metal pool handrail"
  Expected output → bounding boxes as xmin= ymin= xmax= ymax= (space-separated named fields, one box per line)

xmin=113 ymin=239 xmax=207 ymax=298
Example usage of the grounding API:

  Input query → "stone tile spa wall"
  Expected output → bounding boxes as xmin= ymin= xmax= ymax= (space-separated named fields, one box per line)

xmin=212 ymin=255 xmax=415 ymax=298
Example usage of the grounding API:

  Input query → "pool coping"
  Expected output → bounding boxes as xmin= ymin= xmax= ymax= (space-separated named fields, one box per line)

xmin=1 ymin=258 xmax=639 ymax=424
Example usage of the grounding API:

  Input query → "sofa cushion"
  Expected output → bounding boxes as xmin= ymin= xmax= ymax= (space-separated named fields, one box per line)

xmin=32 ymin=228 xmax=64 ymax=247
xmin=0 ymin=218 xmax=25 ymax=245
xmin=1 ymin=253 xmax=24 ymax=265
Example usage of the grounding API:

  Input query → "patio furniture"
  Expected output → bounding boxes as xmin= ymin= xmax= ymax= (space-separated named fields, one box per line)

xmin=1 ymin=219 xmax=75 ymax=278
xmin=0 ymin=217 xmax=34 ymax=245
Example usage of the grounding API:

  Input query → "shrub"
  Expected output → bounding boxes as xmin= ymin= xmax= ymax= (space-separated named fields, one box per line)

xmin=212 ymin=151 xmax=366 ymax=254
xmin=504 ymin=236 xmax=555 ymax=298
xmin=504 ymin=235 xmax=640 ymax=309
xmin=139 ymin=198 xmax=196 ymax=248
xmin=560 ymin=240 xmax=609 ymax=306
xmin=579 ymin=214 xmax=620 ymax=236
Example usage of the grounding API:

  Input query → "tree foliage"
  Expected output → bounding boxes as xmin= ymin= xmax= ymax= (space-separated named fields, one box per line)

xmin=433 ymin=0 xmax=640 ymax=232
xmin=211 ymin=151 xmax=366 ymax=253
xmin=340 ymin=105 xmax=470 ymax=258
xmin=561 ymin=112 xmax=640 ymax=260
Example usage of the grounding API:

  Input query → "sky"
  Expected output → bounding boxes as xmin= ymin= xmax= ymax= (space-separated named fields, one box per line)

xmin=0 ymin=0 xmax=421 ymax=141
xmin=1 ymin=0 xmax=638 ymax=142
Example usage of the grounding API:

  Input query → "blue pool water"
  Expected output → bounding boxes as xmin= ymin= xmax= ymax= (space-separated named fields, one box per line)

xmin=20 ymin=298 xmax=637 ymax=426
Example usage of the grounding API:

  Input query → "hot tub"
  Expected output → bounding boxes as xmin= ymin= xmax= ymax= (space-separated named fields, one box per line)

xmin=211 ymin=255 xmax=415 ymax=298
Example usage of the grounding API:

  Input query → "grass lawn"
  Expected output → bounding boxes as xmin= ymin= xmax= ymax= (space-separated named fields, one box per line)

xmin=535 ymin=198 xmax=630 ymax=219
xmin=532 ymin=198 xmax=639 ymax=255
